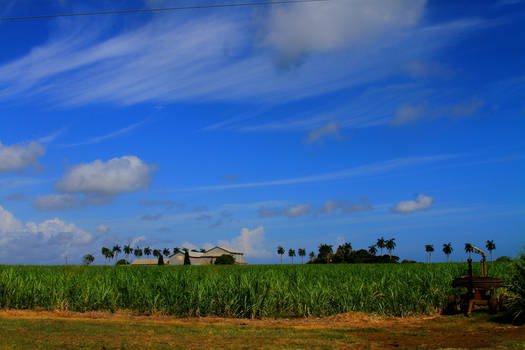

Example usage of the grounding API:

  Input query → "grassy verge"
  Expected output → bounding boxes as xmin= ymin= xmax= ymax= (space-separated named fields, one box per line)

xmin=0 ymin=317 xmax=355 ymax=350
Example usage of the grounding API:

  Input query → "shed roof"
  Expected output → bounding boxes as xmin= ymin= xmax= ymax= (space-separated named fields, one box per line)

xmin=131 ymin=258 xmax=159 ymax=265
xmin=204 ymin=246 xmax=244 ymax=255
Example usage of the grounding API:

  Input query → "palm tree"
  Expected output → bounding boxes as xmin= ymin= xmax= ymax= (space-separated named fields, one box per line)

xmin=107 ymin=250 xmax=114 ymax=265
xmin=153 ymin=249 xmax=161 ymax=258
xmin=442 ymin=243 xmax=453 ymax=263
xmin=485 ymin=240 xmax=496 ymax=262
xmin=123 ymin=244 xmax=133 ymax=262
xmin=144 ymin=247 xmax=152 ymax=257
xmin=298 ymin=248 xmax=306 ymax=263
xmin=173 ymin=247 xmax=181 ymax=254
xmin=134 ymin=247 xmax=143 ymax=258
xmin=309 ymin=251 xmax=315 ymax=261
xmin=464 ymin=243 xmax=474 ymax=259
xmin=101 ymin=247 xmax=111 ymax=265
xmin=163 ymin=248 xmax=171 ymax=257
xmin=277 ymin=246 xmax=285 ymax=264
xmin=425 ymin=244 xmax=434 ymax=263
xmin=112 ymin=245 xmax=121 ymax=261
xmin=288 ymin=249 xmax=296 ymax=264
xmin=376 ymin=237 xmax=386 ymax=256
xmin=368 ymin=245 xmax=377 ymax=256
xmin=386 ymin=238 xmax=396 ymax=259
xmin=83 ymin=254 xmax=95 ymax=265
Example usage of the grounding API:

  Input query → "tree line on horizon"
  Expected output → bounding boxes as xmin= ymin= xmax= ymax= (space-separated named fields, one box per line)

xmin=278 ymin=238 xmax=503 ymax=265
xmin=277 ymin=237 xmax=398 ymax=265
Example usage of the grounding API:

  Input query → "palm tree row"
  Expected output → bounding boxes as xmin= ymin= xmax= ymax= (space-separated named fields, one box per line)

xmin=99 ymin=245 xmax=185 ymax=265
xmin=423 ymin=240 xmax=496 ymax=263
xmin=276 ymin=246 xmax=307 ymax=264
xmin=368 ymin=237 xmax=396 ymax=258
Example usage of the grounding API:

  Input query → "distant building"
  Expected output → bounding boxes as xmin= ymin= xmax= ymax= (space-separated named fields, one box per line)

xmin=130 ymin=246 xmax=246 ymax=266
xmin=168 ymin=246 xmax=247 ymax=265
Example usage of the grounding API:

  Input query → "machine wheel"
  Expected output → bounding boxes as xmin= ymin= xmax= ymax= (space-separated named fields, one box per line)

xmin=460 ymin=302 xmax=469 ymax=316
xmin=445 ymin=295 xmax=458 ymax=314
xmin=489 ymin=296 xmax=499 ymax=314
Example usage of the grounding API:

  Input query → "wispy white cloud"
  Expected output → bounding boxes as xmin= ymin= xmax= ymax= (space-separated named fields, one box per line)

xmin=37 ymin=127 xmax=67 ymax=144
xmin=0 ymin=5 xmax=484 ymax=107
xmin=173 ymin=154 xmax=461 ymax=192
xmin=63 ymin=119 xmax=147 ymax=147
xmin=390 ymin=96 xmax=486 ymax=126
xmin=305 ymin=121 xmax=342 ymax=144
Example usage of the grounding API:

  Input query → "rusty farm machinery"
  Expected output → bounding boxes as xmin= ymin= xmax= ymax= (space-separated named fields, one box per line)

xmin=446 ymin=245 xmax=504 ymax=317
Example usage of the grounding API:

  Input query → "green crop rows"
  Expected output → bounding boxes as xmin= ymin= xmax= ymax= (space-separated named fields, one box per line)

xmin=0 ymin=263 xmax=512 ymax=317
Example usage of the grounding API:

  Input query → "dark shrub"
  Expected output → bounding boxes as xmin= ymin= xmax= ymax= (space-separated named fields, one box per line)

xmin=496 ymin=256 xmax=512 ymax=262
xmin=215 ymin=254 xmax=235 ymax=265
xmin=401 ymin=259 xmax=417 ymax=264
xmin=115 ymin=259 xmax=129 ymax=266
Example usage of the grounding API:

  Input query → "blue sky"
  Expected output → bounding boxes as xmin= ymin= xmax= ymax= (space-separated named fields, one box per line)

xmin=0 ymin=0 xmax=524 ymax=265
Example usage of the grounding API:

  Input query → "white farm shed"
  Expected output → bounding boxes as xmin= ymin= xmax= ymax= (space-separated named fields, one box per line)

xmin=167 ymin=246 xmax=247 ymax=265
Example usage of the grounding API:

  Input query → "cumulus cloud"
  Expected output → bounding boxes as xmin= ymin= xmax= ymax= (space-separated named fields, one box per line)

xmin=305 ymin=122 xmax=342 ymax=144
xmin=181 ymin=241 xmax=199 ymax=251
xmin=0 ymin=205 xmax=93 ymax=263
xmin=219 ymin=226 xmax=271 ymax=258
xmin=284 ymin=203 xmax=312 ymax=218
xmin=264 ymin=0 xmax=425 ymax=69
xmin=391 ymin=194 xmax=434 ymax=214
xmin=56 ymin=156 xmax=153 ymax=196
xmin=0 ymin=141 xmax=45 ymax=173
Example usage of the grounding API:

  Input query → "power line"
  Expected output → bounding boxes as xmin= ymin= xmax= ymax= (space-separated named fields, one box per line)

xmin=0 ymin=0 xmax=329 ymax=21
